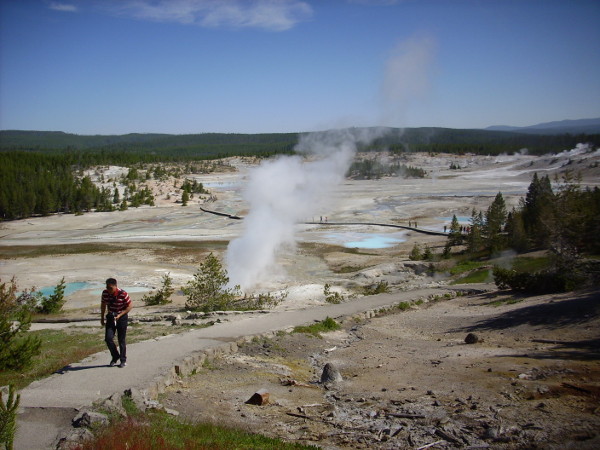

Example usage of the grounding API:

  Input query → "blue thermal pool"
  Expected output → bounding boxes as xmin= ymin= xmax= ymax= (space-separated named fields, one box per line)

xmin=37 ymin=282 xmax=150 ymax=297
xmin=325 ymin=232 xmax=406 ymax=249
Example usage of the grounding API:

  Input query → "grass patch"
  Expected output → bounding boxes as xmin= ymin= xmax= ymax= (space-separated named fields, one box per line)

xmin=0 ymin=240 xmax=230 ymax=259
xmin=452 ymin=268 xmax=492 ymax=284
xmin=0 ymin=323 xmax=204 ymax=389
xmin=510 ymin=255 xmax=553 ymax=272
xmin=298 ymin=242 xmax=378 ymax=258
xmin=0 ymin=329 xmax=105 ymax=389
xmin=293 ymin=317 xmax=341 ymax=338
xmin=396 ymin=301 xmax=411 ymax=311
xmin=362 ymin=280 xmax=390 ymax=296
xmin=448 ymin=260 xmax=486 ymax=276
xmin=333 ymin=265 xmax=368 ymax=274
xmin=79 ymin=410 xmax=318 ymax=450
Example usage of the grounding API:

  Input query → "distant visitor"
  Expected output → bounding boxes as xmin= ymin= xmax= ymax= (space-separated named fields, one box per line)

xmin=101 ymin=278 xmax=133 ymax=368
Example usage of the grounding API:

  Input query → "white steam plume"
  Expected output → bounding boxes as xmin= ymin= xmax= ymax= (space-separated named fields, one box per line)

xmin=380 ymin=34 xmax=436 ymax=125
xmin=226 ymin=128 xmax=382 ymax=291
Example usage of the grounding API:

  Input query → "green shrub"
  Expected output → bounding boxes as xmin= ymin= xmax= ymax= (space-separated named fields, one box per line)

xmin=0 ymin=385 xmax=20 ymax=450
xmin=143 ymin=273 xmax=175 ymax=306
xmin=293 ymin=317 xmax=341 ymax=337
xmin=492 ymin=266 xmax=576 ymax=294
xmin=409 ymin=243 xmax=422 ymax=261
xmin=236 ymin=291 xmax=285 ymax=310
xmin=0 ymin=278 xmax=42 ymax=371
xmin=324 ymin=284 xmax=344 ymax=304
xmin=396 ymin=302 xmax=411 ymax=311
xmin=363 ymin=280 xmax=390 ymax=296
xmin=182 ymin=253 xmax=240 ymax=312
xmin=38 ymin=277 xmax=66 ymax=314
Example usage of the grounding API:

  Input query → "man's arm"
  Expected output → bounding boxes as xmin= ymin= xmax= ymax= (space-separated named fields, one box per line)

xmin=115 ymin=302 xmax=133 ymax=321
xmin=101 ymin=302 xmax=106 ymax=326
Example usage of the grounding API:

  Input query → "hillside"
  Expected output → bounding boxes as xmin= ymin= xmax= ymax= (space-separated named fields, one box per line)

xmin=1 ymin=126 xmax=598 ymax=157
xmin=486 ymin=117 xmax=600 ymax=135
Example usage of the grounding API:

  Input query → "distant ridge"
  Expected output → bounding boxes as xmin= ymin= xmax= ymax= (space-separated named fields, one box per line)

xmin=1 ymin=124 xmax=599 ymax=157
xmin=486 ymin=118 xmax=600 ymax=135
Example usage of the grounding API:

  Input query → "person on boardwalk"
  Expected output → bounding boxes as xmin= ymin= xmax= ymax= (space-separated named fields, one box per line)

xmin=101 ymin=278 xmax=133 ymax=368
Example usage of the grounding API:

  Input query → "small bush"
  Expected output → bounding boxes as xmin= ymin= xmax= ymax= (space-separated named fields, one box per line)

xmin=38 ymin=277 xmax=66 ymax=314
xmin=236 ymin=291 xmax=286 ymax=310
xmin=363 ymin=280 xmax=390 ymax=296
xmin=323 ymin=284 xmax=344 ymax=304
xmin=396 ymin=302 xmax=411 ymax=311
xmin=0 ymin=385 xmax=20 ymax=450
xmin=142 ymin=273 xmax=174 ymax=306
xmin=409 ymin=244 xmax=422 ymax=261
xmin=493 ymin=266 xmax=576 ymax=294
xmin=0 ymin=278 xmax=42 ymax=371
xmin=182 ymin=253 xmax=240 ymax=312
xmin=293 ymin=317 xmax=341 ymax=337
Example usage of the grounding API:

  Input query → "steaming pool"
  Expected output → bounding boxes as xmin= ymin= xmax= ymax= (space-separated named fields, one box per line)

xmin=321 ymin=231 xmax=406 ymax=249
xmin=37 ymin=281 xmax=151 ymax=298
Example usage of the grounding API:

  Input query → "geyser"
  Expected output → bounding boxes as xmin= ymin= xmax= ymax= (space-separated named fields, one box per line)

xmin=226 ymin=128 xmax=383 ymax=291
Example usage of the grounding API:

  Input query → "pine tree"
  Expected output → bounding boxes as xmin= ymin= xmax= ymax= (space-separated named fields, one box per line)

xmin=448 ymin=214 xmax=462 ymax=246
xmin=0 ymin=278 xmax=42 ymax=370
xmin=38 ymin=277 xmax=66 ymax=314
xmin=506 ymin=207 xmax=528 ymax=252
xmin=182 ymin=254 xmax=240 ymax=312
xmin=485 ymin=192 xmax=507 ymax=253
xmin=523 ymin=173 xmax=554 ymax=248
xmin=467 ymin=209 xmax=484 ymax=254
xmin=0 ymin=385 xmax=20 ymax=450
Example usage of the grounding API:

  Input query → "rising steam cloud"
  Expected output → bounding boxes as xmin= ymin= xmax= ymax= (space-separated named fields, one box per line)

xmin=226 ymin=128 xmax=382 ymax=290
xmin=226 ymin=33 xmax=435 ymax=290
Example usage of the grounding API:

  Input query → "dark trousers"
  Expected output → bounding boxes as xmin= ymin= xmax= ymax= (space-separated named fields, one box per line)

xmin=105 ymin=313 xmax=128 ymax=363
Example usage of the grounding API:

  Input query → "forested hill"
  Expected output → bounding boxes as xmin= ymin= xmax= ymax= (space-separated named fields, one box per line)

xmin=1 ymin=127 xmax=598 ymax=157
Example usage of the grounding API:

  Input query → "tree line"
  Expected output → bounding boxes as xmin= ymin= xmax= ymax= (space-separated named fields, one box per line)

xmin=444 ymin=171 xmax=600 ymax=292
xmin=3 ymin=128 xmax=598 ymax=157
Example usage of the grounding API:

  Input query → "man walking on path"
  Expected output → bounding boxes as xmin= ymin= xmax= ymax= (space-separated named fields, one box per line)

xmin=101 ymin=278 xmax=133 ymax=368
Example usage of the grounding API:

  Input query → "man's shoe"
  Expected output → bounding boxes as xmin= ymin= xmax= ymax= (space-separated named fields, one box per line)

xmin=109 ymin=358 xmax=119 ymax=367
xmin=118 ymin=361 xmax=127 ymax=368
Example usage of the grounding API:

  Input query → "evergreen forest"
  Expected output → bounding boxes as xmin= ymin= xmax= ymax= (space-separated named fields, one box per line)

xmin=1 ymin=127 xmax=599 ymax=221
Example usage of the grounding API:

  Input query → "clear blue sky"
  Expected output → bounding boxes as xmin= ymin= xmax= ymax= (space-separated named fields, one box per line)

xmin=1 ymin=0 xmax=599 ymax=135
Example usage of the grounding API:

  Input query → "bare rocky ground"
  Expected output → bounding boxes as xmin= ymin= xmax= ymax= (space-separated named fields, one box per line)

xmin=162 ymin=287 xmax=600 ymax=449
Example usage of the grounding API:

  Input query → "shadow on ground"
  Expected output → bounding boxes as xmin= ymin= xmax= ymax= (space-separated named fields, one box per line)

xmin=459 ymin=289 xmax=600 ymax=331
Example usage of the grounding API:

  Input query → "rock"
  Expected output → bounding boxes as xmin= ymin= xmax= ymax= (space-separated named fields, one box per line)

xmin=246 ymin=389 xmax=270 ymax=406
xmin=165 ymin=408 xmax=180 ymax=416
xmin=144 ymin=399 xmax=165 ymax=411
xmin=123 ymin=387 xmax=147 ymax=412
xmin=321 ymin=362 xmax=343 ymax=384
xmin=57 ymin=428 xmax=94 ymax=449
xmin=99 ymin=392 xmax=126 ymax=417
xmin=72 ymin=410 xmax=109 ymax=428
xmin=465 ymin=333 xmax=479 ymax=344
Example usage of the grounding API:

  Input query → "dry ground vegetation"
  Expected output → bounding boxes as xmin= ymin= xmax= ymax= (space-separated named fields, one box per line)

xmin=161 ymin=288 xmax=600 ymax=450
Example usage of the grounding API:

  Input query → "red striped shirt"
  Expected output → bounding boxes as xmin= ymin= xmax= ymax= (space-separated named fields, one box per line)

xmin=102 ymin=288 xmax=131 ymax=314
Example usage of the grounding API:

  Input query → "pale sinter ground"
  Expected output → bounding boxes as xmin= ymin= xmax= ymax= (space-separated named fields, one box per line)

xmin=1 ymin=148 xmax=599 ymax=448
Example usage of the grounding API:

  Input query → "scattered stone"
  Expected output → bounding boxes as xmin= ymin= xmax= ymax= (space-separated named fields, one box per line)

xmin=72 ymin=410 xmax=109 ymax=428
xmin=165 ymin=408 xmax=180 ymax=416
xmin=465 ymin=333 xmax=479 ymax=344
xmin=321 ymin=362 xmax=343 ymax=383
xmin=98 ymin=392 xmax=126 ymax=417
xmin=144 ymin=399 xmax=165 ymax=411
xmin=57 ymin=428 xmax=94 ymax=449
xmin=246 ymin=389 xmax=270 ymax=406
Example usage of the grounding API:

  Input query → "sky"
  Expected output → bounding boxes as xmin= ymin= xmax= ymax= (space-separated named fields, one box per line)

xmin=0 ymin=0 xmax=599 ymax=135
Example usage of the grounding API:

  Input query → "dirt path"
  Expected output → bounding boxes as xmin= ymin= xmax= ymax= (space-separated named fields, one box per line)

xmin=163 ymin=288 xmax=600 ymax=449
